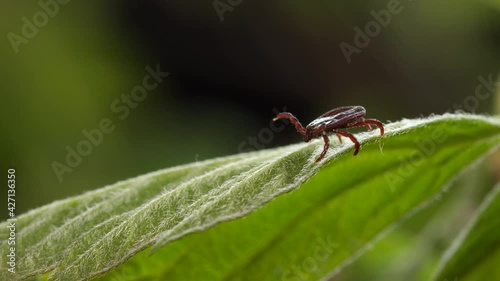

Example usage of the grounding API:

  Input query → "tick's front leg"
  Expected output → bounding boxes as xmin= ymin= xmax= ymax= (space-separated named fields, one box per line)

xmin=316 ymin=131 xmax=330 ymax=162
xmin=272 ymin=112 xmax=306 ymax=136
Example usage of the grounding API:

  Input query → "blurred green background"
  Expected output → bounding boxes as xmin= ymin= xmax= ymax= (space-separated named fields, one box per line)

xmin=1 ymin=0 xmax=499 ymax=223
xmin=1 ymin=1 xmax=500 ymax=280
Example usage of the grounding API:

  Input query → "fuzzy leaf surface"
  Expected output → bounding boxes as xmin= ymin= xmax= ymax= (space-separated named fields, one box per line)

xmin=0 ymin=114 xmax=499 ymax=281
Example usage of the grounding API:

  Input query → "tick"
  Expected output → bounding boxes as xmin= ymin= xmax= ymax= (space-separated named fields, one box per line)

xmin=273 ymin=106 xmax=384 ymax=162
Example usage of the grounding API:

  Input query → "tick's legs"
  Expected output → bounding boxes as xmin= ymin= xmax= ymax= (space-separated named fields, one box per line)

xmin=364 ymin=119 xmax=384 ymax=136
xmin=335 ymin=133 xmax=342 ymax=143
xmin=273 ymin=112 xmax=306 ymax=136
xmin=348 ymin=118 xmax=385 ymax=136
xmin=335 ymin=130 xmax=360 ymax=155
xmin=316 ymin=132 xmax=330 ymax=162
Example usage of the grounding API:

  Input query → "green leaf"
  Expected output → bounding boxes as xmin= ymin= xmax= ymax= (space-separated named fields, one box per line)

xmin=431 ymin=182 xmax=500 ymax=281
xmin=0 ymin=114 xmax=499 ymax=281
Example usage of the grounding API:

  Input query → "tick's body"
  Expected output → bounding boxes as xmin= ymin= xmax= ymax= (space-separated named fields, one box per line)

xmin=273 ymin=106 xmax=384 ymax=162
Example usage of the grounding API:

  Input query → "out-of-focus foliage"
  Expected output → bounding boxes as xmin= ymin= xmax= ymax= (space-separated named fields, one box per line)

xmin=1 ymin=1 xmax=499 ymax=280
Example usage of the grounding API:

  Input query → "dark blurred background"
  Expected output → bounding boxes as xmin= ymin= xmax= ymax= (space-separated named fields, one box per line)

xmin=1 ymin=0 xmax=499 ymax=216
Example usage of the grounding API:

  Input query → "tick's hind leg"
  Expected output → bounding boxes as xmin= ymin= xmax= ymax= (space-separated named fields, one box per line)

xmin=349 ymin=118 xmax=385 ymax=136
xmin=315 ymin=132 xmax=330 ymax=162
xmin=363 ymin=118 xmax=384 ymax=136
xmin=335 ymin=133 xmax=342 ymax=143
xmin=335 ymin=130 xmax=360 ymax=155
